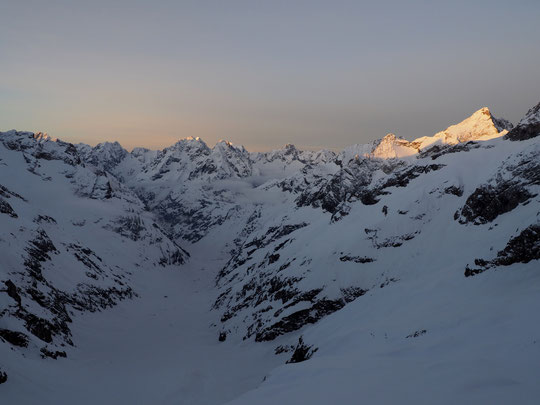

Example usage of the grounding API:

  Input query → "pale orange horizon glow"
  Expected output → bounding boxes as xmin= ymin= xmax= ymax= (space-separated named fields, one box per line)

xmin=1 ymin=1 xmax=539 ymax=152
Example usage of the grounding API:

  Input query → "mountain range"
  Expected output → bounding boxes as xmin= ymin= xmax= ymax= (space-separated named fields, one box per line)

xmin=1 ymin=102 xmax=539 ymax=404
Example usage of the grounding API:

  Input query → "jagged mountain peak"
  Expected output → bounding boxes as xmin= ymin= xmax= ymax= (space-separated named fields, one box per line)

xmin=492 ymin=116 xmax=514 ymax=133
xmin=338 ymin=134 xmax=415 ymax=164
xmin=33 ymin=132 xmax=56 ymax=142
xmin=260 ymin=144 xmax=304 ymax=163
xmin=79 ymin=140 xmax=128 ymax=171
xmin=369 ymin=133 xmax=418 ymax=160
xmin=438 ymin=106 xmax=508 ymax=141
xmin=2 ymin=130 xmax=56 ymax=143
xmin=505 ymin=100 xmax=540 ymax=141
xmin=283 ymin=143 xmax=299 ymax=152
xmin=202 ymin=139 xmax=253 ymax=179
xmin=96 ymin=140 xmax=122 ymax=146
xmin=214 ymin=139 xmax=247 ymax=153
xmin=520 ymin=101 xmax=540 ymax=125
xmin=412 ymin=106 xmax=510 ymax=150
xmin=169 ymin=136 xmax=210 ymax=151
xmin=474 ymin=106 xmax=491 ymax=116
xmin=0 ymin=130 xmax=81 ymax=167
xmin=92 ymin=141 xmax=127 ymax=156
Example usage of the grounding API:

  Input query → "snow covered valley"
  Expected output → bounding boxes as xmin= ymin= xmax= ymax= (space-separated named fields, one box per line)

xmin=2 ymin=242 xmax=283 ymax=405
xmin=1 ymin=103 xmax=539 ymax=404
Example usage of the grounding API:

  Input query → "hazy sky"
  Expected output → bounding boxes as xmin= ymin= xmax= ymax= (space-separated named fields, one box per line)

xmin=1 ymin=0 xmax=539 ymax=151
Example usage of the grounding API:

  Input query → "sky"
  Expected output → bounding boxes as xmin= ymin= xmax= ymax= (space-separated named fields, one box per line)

xmin=1 ymin=0 xmax=539 ymax=151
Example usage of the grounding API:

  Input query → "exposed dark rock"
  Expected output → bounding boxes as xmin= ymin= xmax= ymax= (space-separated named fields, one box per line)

xmin=418 ymin=142 xmax=481 ymax=160
xmin=255 ymin=299 xmax=346 ymax=341
xmin=283 ymin=289 xmax=323 ymax=309
xmin=379 ymin=278 xmax=399 ymax=288
xmin=23 ymin=229 xmax=58 ymax=281
xmin=274 ymin=239 xmax=292 ymax=252
xmin=34 ymin=215 xmax=57 ymax=224
xmin=159 ymin=247 xmax=189 ymax=266
xmin=457 ymin=149 xmax=539 ymax=225
xmin=365 ymin=228 xmax=418 ymax=249
xmin=67 ymin=243 xmax=103 ymax=274
xmin=505 ymin=102 xmax=540 ymax=141
xmin=286 ymin=336 xmax=318 ymax=363
xmin=341 ymin=287 xmax=368 ymax=303
xmin=82 ymin=141 xmax=127 ymax=171
xmin=70 ymin=284 xmax=135 ymax=313
xmin=24 ymin=315 xmax=54 ymax=343
xmin=295 ymin=159 xmax=379 ymax=213
xmin=141 ymin=186 xmax=244 ymax=243
xmin=339 ymin=255 xmax=375 ymax=264
xmin=278 ymin=261 xmax=292 ymax=271
xmin=40 ymin=347 xmax=67 ymax=359
xmin=492 ymin=116 xmax=514 ymax=132
xmin=61 ymin=142 xmax=82 ymax=166
xmin=245 ymin=223 xmax=309 ymax=251
xmin=267 ymin=253 xmax=280 ymax=265
xmin=464 ymin=265 xmax=483 ymax=277
xmin=406 ymin=329 xmax=427 ymax=338
xmin=457 ymin=182 xmax=534 ymax=225
xmin=0 ymin=329 xmax=29 ymax=347
xmin=218 ymin=331 xmax=227 ymax=342
xmin=109 ymin=215 xmax=145 ymax=241
xmin=0 ymin=184 xmax=26 ymax=201
xmin=298 ymin=161 xmax=444 ymax=216
xmin=0 ymin=198 xmax=17 ymax=218
xmin=494 ymin=224 xmax=540 ymax=265
xmin=465 ymin=224 xmax=540 ymax=277
xmin=274 ymin=344 xmax=294 ymax=354
xmin=217 ymin=223 xmax=307 ymax=281
xmin=381 ymin=164 xmax=445 ymax=189
xmin=269 ymin=277 xmax=304 ymax=305
xmin=444 ymin=185 xmax=463 ymax=197
xmin=8 ymin=234 xmax=135 ymax=352
xmin=506 ymin=121 xmax=540 ymax=141
xmin=0 ymin=371 xmax=7 ymax=384
xmin=4 ymin=280 xmax=22 ymax=305
xmin=28 ymin=229 xmax=57 ymax=258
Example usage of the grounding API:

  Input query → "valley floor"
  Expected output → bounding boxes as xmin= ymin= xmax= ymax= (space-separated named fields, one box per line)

xmin=1 ymin=242 xmax=282 ymax=405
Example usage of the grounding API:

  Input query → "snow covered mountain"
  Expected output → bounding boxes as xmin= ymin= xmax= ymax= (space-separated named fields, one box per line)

xmin=1 ymin=103 xmax=539 ymax=404
xmin=0 ymin=130 xmax=188 ymax=362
